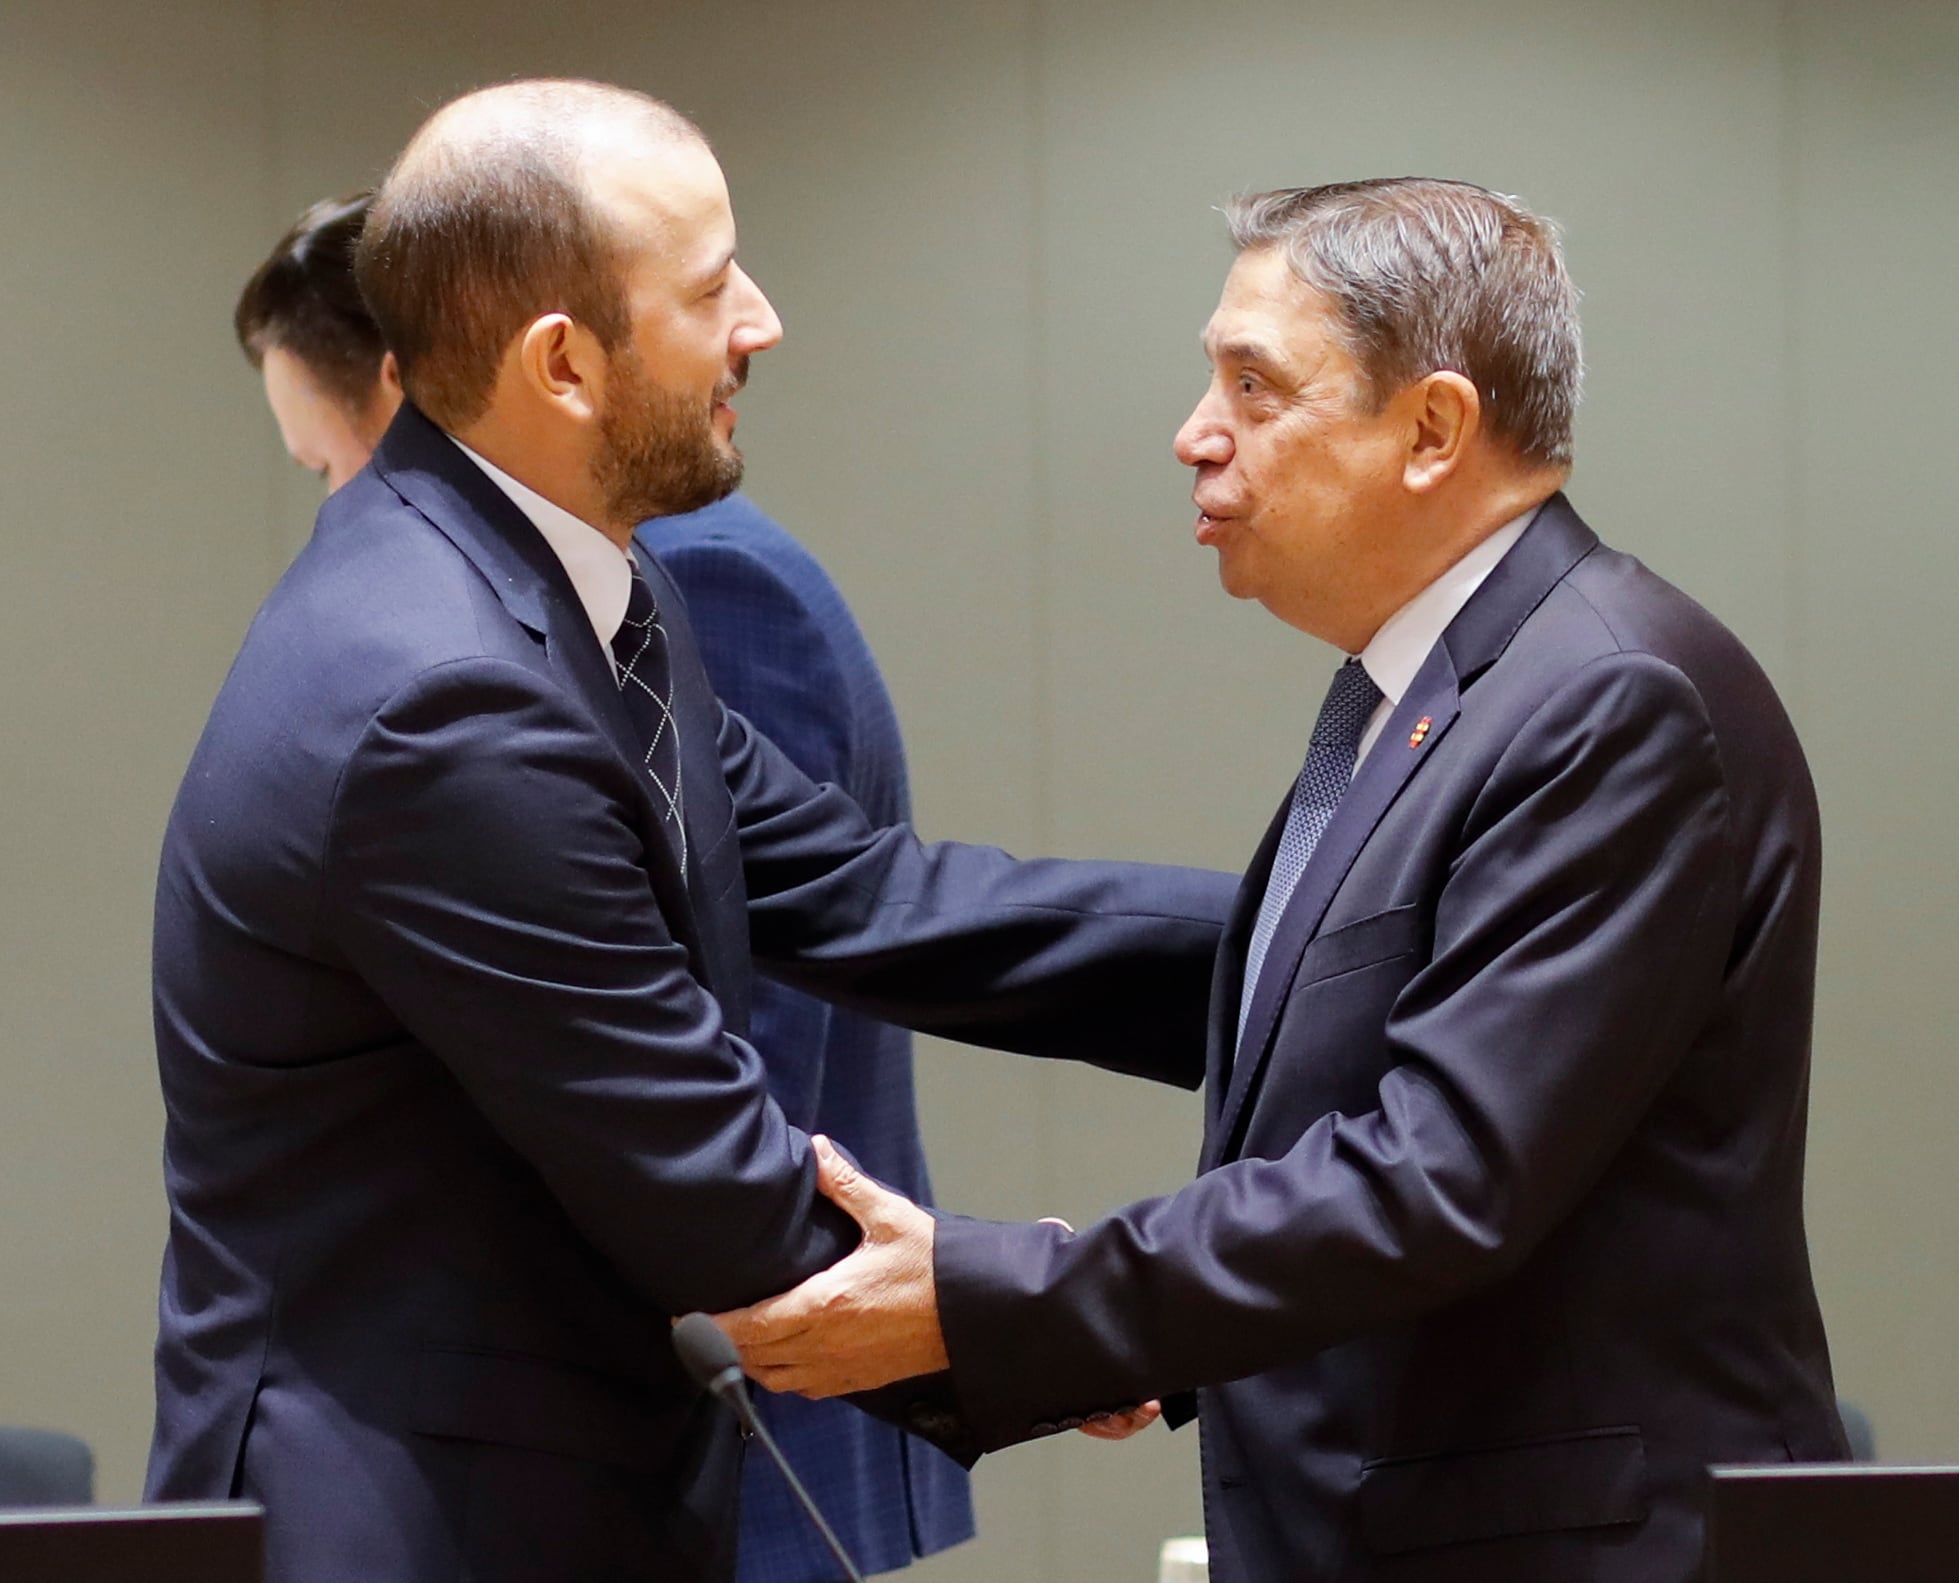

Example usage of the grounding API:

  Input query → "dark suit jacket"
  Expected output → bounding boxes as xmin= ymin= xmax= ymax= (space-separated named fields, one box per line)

xmin=145 ymin=405 xmax=1232 ymax=1583
xmin=636 ymin=497 xmax=973 ymax=1580
xmin=933 ymin=497 xmax=1844 ymax=1583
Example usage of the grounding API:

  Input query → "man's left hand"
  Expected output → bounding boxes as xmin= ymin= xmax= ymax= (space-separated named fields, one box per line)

xmin=710 ymin=1133 xmax=947 ymax=1396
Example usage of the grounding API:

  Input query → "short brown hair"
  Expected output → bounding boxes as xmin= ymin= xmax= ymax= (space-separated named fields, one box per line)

xmin=235 ymin=193 xmax=387 ymax=413
xmin=1226 ymin=178 xmax=1582 ymax=467
xmin=355 ymin=80 xmax=701 ymax=430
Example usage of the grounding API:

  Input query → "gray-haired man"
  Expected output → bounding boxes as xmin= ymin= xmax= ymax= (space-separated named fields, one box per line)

xmin=717 ymin=178 xmax=1845 ymax=1583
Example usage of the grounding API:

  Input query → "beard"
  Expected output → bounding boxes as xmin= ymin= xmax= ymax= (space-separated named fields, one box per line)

xmin=593 ymin=349 xmax=746 ymax=527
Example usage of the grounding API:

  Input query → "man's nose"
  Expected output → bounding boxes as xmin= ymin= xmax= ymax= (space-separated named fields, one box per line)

xmin=1173 ymin=396 xmax=1231 ymax=468
xmin=731 ymin=265 xmax=784 ymax=356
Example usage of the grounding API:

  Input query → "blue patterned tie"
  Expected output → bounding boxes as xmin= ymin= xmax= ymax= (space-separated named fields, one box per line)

xmin=610 ymin=564 xmax=688 ymax=878
xmin=1237 ymin=658 xmax=1382 ymax=1049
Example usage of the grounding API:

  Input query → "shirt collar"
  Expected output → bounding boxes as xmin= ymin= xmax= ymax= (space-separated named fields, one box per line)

xmin=450 ymin=438 xmax=635 ymax=652
xmin=1357 ymin=505 xmax=1540 ymax=707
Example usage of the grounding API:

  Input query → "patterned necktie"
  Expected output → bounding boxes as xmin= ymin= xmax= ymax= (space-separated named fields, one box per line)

xmin=610 ymin=563 xmax=688 ymax=878
xmin=1236 ymin=658 xmax=1383 ymax=1049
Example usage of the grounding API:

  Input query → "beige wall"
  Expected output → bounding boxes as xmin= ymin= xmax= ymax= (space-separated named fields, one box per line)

xmin=1 ymin=3 xmax=1954 ymax=1579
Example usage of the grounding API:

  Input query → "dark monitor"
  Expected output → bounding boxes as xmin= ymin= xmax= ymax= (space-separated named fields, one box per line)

xmin=0 ymin=1502 xmax=263 ymax=1582
xmin=1706 ymin=1464 xmax=1959 ymax=1583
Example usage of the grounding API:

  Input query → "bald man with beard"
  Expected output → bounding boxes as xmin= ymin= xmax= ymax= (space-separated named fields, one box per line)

xmin=145 ymin=80 xmax=1232 ymax=1583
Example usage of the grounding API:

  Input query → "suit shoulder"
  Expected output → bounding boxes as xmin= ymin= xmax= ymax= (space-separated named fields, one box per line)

xmin=633 ymin=503 xmax=902 ymax=720
xmin=280 ymin=485 xmax=527 ymax=676
xmin=1471 ymin=561 xmax=1721 ymax=767
xmin=1556 ymin=540 xmax=1738 ymax=659
xmin=635 ymin=497 xmax=848 ymax=614
xmin=188 ymin=492 xmax=548 ymax=819
xmin=1509 ymin=543 xmax=1813 ymax=824
xmin=1559 ymin=544 xmax=1796 ymax=723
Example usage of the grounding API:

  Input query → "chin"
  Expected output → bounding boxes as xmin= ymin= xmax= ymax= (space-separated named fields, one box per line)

xmin=1214 ymin=552 xmax=1261 ymax=604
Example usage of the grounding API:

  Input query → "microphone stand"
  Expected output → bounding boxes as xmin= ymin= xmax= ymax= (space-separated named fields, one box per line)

xmin=674 ymin=1313 xmax=866 ymax=1583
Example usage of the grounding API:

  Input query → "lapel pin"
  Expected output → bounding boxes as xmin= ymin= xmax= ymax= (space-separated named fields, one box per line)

xmin=1408 ymin=717 xmax=1432 ymax=749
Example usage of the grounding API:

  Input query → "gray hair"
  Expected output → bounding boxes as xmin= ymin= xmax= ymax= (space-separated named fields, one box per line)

xmin=1225 ymin=178 xmax=1582 ymax=467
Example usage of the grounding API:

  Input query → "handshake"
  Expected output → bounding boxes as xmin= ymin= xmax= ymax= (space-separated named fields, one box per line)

xmin=702 ymin=1135 xmax=1162 ymax=1443
xmin=159 ymin=96 xmax=1819 ymax=1582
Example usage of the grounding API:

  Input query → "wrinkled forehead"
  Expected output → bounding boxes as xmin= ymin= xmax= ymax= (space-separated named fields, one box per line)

xmin=1201 ymin=246 xmax=1337 ymax=361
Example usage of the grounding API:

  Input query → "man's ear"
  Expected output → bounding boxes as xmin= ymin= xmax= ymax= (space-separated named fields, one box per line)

xmin=365 ymin=350 xmax=406 ymax=442
xmin=1404 ymin=370 xmax=1480 ymax=494
xmin=513 ymin=313 xmax=606 ymax=425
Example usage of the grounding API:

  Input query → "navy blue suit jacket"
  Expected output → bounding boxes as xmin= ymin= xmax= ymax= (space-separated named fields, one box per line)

xmin=933 ymin=498 xmax=1844 ymax=1583
xmin=635 ymin=497 xmax=973 ymax=1580
xmin=145 ymin=405 xmax=1233 ymax=1583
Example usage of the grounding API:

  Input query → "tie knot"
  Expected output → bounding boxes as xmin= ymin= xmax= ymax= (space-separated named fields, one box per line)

xmin=612 ymin=565 xmax=659 ymax=670
xmin=621 ymin=564 xmax=657 ymax=629
xmin=1311 ymin=659 xmax=1381 ymax=751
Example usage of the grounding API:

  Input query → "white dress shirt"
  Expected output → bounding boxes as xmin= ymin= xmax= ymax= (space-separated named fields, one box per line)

xmin=452 ymin=439 xmax=635 ymax=675
xmin=1351 ymin=506 xmax=1540 ymax=767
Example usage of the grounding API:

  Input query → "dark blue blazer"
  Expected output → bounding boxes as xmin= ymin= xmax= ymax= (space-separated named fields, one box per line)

xmin=145 ymin=405 xmax=1233 ymax=1583
xmin=933 ymin=498 xmax=1845 ymax=1583
xmin=635 ymin=497 xmax=973 ymax=1580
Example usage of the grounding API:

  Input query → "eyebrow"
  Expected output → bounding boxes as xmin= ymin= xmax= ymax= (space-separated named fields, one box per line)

xmin=687 ymin=245 xmax=737 ymax=291
xmin=1204 ymin=335 xmax=1285 ymax=369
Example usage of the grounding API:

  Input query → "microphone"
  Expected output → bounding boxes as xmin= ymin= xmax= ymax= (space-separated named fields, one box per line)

xmin=672 ymin=1313 xmax=866 ymax=1583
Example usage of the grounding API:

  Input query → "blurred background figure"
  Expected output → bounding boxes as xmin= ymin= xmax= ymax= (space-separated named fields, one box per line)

xmin=0 ymin=1427 xmax=93 ymax=1509
xmin=230 ymin=190 xmax=974 ymax=1583
xmin=235 ymin=195 xmax=402 ymax=492
xmin=632 ymin=499 xmax=975 ymax=1582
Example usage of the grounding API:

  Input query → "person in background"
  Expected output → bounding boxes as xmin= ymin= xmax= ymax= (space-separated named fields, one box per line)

xmin=633 ymin=504 xmax=976 ymax=1581
xmin=234 ymin=194 xmax=400 ymax=492
xmin=233 ymin=187 xmax=975 ymax=1581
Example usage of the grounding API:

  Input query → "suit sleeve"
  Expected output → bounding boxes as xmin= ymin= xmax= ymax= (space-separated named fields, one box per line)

xmin=719 ymin=699 xmax=1236 ymax=1087
xmin=319 ymin=655 xmax=858 ymax=1316
xmin=651 ymin=537 xmax=849 ymax=1130
xmin=930 ymin=652 xmax=1740 ymax=1450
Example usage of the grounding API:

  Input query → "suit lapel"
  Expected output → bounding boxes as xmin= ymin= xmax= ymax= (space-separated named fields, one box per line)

xmin=1437 ymin=491 xmax=1597 ymax=687
xmin=1203 ymin=801 xmax=1286 ymax=1142
xmin=1203 ymin=494 xmax=1602 ymax=1169
xmin=1205 ymin=648 xmax=1463 ymax=1170
xmin=367 ymin=405 xmax=707 ymax=960
xmin=371 ymin=405 xmax=551 ymax=637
